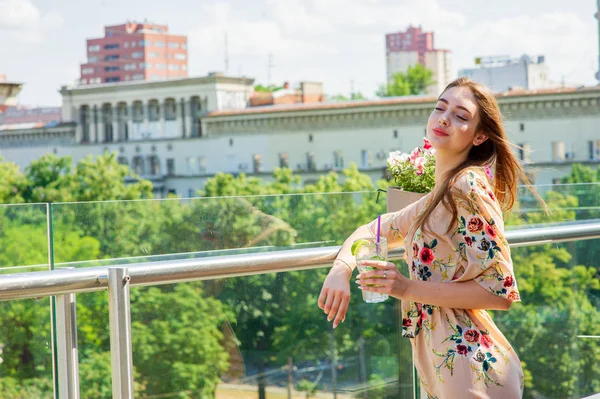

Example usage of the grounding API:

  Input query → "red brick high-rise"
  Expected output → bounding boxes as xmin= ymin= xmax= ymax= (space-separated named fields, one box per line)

xmin=80 ymin=22 xmax=188 ymax=85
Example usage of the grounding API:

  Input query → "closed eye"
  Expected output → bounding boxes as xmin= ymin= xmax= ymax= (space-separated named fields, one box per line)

xmin=435 ymin=107 xmax=444 ymax=111
xmin=456 ymin=115 xmax=468 ymax=121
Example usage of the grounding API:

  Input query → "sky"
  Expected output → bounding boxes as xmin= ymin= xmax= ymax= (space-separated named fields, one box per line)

xmin=0 ymin=0 xmax=598 ymax=106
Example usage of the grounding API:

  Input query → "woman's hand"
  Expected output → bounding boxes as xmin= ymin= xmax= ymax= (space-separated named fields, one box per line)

xmin=354 ymin=260 xmax=411 ymax=300
xmin=318 ymin=262 xmax=353 ymax=329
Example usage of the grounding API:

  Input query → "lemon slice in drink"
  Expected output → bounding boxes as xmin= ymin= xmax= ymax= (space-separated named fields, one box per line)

xmin=351 ymin=239 xmax=371 ymax=256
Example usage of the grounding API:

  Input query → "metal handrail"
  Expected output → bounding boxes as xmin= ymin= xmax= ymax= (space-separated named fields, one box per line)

xmin=0 ymin=220 xmax=599 ymax=302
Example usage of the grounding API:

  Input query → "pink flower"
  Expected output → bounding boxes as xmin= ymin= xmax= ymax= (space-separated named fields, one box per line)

xmin=409 ymin=147 xmax=421 ymax=163
xmin=480 ymin=333 xmax=493 ymax=349
xmin=419 ymin=247 xmax=435 ymax=265
xmin=423 ymin=138 xmax=432 ymax=150
xmin=414 ymin=157 xmax=426 ymax=175
xmin=485 ymin=165 xmax=494 ymax=179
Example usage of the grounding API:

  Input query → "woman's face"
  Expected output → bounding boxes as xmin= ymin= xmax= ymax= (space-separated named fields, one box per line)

xmin=426 ymin=86 xmax=487 ymax=156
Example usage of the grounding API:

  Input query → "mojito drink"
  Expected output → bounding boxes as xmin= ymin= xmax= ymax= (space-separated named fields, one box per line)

xmin=352 ymin=237 xmax=388 ymax=303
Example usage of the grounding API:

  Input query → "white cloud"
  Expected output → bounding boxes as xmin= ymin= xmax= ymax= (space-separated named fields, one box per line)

xmin=445 ymin=12 xmax=597 ymax=86
xmin=0 ymin=0 xmax=63 ymax=44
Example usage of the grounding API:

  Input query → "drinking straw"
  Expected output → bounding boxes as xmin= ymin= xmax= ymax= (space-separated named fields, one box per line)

xmin=376 ymin=215 xmax=381 ymax=254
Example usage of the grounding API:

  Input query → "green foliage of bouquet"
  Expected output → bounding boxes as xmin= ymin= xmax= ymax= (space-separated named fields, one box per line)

xmin=387 ymin=138 xmax=436 ymax=193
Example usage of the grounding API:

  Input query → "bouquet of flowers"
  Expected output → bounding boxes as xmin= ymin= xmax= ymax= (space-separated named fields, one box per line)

xmin=387 ymin=138 xmax=436 ymax=194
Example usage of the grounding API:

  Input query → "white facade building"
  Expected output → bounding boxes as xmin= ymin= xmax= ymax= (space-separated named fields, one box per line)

xmin=386 ymin=50 xmax=452 ymax=95
xmin=60 ymin=73 xmax=255 ymax=144
xmin=459 ymin=55 xmax=552 ymax=93
xmin=1 ymin=76 xmax=600 ymax=198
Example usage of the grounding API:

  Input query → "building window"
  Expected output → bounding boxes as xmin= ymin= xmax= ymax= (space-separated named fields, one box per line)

xmin=139 ymin=40 xmax=152 ymax=47
xmin=104 ymin=66 xmax=119 ymax=72
xmin=131 ymin=52 xmax=143 ymax=59
xmin=88 ymin=44 xmax=100 ymax=52
xmin=104 ymin=43 xmax=119 ymax=50
xmin=253 ymin=154 xmax=263 ymax=173
xmin=104 ymin=55 xmax=119 ymax=61
xmin=186 ymin=157 xmax=197 ymax=174
xmin=182 ymin=65 xmax=187 ymax=71
xmin=361 ymin=150 xmax=372 ymax=168
xmin=132 ymin=101 xmax=144 ymax=122
xmin=588 ymin=140 xmax=600 ymax=160
xmin=167 ymin=158 xmax=175 ymax=176
xmin=155 ymin=63 xmax=165 ymax=69
xmin=182 ymin=43 xmax=187 ymax=50
xmin=148 ymin=155 xmax=161 ymax=176
xmin=517 ymin=143 xmax=531 ymax=162
xmin=82 ymin=67 xmax=94 ymax=75
xmin=186 ymin=157 xmax=206 ymax=174
xmin=124 ymin=42 xmax=129 ymax=48
xmin=133 ymin=155 xmax=145 ymax=175
xmin=168 ymin=64 xmax=179 ymax=71
xmin=175 ymin=53 xmax=186 ymax=60
xmin=118 ymin=156 xmax=128 ymax=166
xmin=164 ymin=99 xmax=177 ymax=121
xmin=105 ymin=77 xmax=120 ymax=83
xmin=155 ymin=41 xmax=165 ymax=47
xmin=88 ymin=56 xmax=99 ymax=63
xmin=149 ymin=52 xmax=159 ymax=59
xmin=168 ymin=42 xmax=180 ymax=49
xmin=306 ymin=152 xmax=316 ymax=171
xmin=124 ymin=63 xmax=136 ymax=71
xmin=333 ymin=150 xmax=344 ymax=168
xmin=132 ymin=74 xmax=144 ymax=80
xmin=279 ymin=152 xmax=289 ymax=168
xmin=148 ymin=100 xmax=160 ymax=122
xmin=552 ymin=141 xmax=565 ymax=162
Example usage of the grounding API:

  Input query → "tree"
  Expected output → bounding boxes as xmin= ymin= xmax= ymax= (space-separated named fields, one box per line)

xmin=376 ymin=64 xmax=435 ymax=97
xmin=254 ymin=84 xmax=285 ymax=93
xmin=328 ymin=92 xmax=367 ymax=102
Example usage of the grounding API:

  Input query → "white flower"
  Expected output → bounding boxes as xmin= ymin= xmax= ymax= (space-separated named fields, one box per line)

xmin=387 ymin=151 xmax=404 ymax=167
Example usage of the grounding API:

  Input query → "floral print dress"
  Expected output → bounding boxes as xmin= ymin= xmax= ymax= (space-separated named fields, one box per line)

xmin=369 ymin=168 xmax=524 ymax=399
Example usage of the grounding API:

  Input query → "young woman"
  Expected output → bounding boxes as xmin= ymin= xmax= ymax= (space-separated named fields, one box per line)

xmin=318 ymin=78 xmax=537 ymax=398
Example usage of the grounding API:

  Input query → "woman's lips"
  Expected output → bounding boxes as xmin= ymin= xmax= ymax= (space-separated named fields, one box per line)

xmin=433 ymin=128 xmax=449 ymax=137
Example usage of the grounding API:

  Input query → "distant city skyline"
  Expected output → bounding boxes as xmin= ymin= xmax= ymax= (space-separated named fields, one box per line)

xmin=0 ymin=0 xmax=598 ymax=106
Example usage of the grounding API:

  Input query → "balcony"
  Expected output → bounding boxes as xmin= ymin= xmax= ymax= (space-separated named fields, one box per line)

xmin=0 ymin=186 xmax=598 ymax=398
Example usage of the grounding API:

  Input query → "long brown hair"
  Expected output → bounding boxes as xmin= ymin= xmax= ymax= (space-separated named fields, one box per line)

xmin=408 ymin=77 xmax=545 ymax=241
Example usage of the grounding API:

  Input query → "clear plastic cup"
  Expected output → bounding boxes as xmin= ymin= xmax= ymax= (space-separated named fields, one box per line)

xmin=354 ymin=237 xmax=388 ymax=303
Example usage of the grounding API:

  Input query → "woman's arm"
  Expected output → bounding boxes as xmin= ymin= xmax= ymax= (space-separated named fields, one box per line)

xmin=402 ymin=278 xmax=511 ymax=310
xmin=355 ymin=259 xmax=512 ymax=311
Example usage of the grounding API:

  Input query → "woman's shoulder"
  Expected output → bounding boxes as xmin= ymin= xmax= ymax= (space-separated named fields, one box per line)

xmin=452 ymin=167 xmax=491 ymax=194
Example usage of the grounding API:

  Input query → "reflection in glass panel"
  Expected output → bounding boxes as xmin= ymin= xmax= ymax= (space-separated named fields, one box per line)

xmin=50 ymin=193 xmax=385 ymax=266
xmin=493 ymin=239 xmax=600 ymax=398
xmin=0 ymin=204 xmax=53 ymax=397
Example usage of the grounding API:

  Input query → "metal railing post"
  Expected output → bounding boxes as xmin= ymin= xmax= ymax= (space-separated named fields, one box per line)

xmin=55 ymin=293 xmax=80 ymax=398
xmin=107 ymin=268 xmax=134 ymax=399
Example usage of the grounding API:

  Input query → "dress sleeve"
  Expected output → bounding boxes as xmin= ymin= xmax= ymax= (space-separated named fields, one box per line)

xmin=367 ymin=194 xmax=429 ymax=246
xmin=452 ymin=170 xmax=521 ymax=303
